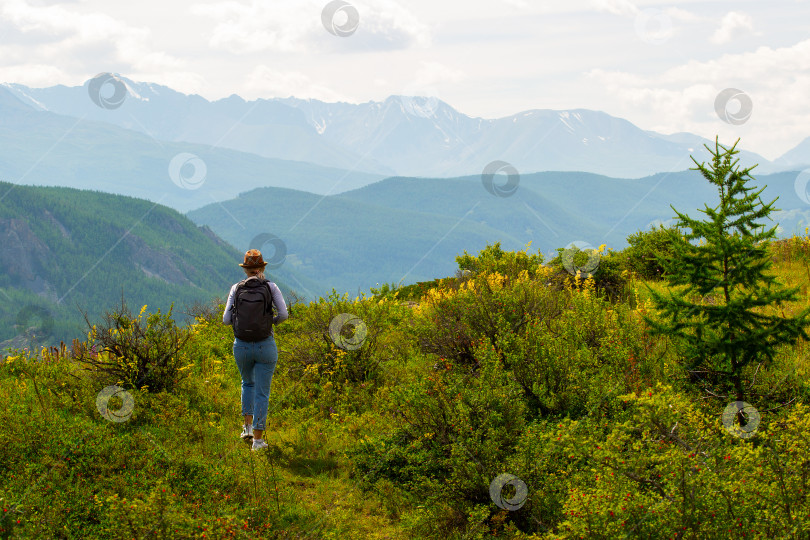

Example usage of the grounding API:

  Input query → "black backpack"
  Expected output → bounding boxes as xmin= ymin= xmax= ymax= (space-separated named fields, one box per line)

xmin=232 ymin=276 xmax=275 ymax=341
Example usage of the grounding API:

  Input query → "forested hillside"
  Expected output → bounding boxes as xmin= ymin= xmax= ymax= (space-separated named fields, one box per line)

xmin=0 ymin=182 xmax=292 ymax=348
xmin=189 ymin=168 xmax=810 ymax=300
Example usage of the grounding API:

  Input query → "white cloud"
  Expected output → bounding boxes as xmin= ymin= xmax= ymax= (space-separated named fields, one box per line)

xmin=587 ymin=38 xmax=810 ymax=159
xmin=243 ymin=66 xmax=350 ymax=101
xmin=0 ymin=63 xmax=70 ymax=87
xmin=591 ymin=0 xmax=638 ymax=17
xmin=192 ymin=0 xmax=431 ymax=54
xmin=711 ymin=12 xmax=755 ymax=44
xmin=500 ymin=0 xmax=529 ymax=9
xmin=666 ymin=7 xmax=702 ymax=24
xmin=0 ymin=0 xmax=185 ymax=80
xmin=402 ymin=61 xmax=465 ymax=91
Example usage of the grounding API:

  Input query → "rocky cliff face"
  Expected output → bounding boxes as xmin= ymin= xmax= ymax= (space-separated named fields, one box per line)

xmin=0 ymin=211 xmax=202 ymax=299
xmin=0 ymin=217 xmax=59 ymax=302
xmin=124 ymin=234 xmax=195 ymax=287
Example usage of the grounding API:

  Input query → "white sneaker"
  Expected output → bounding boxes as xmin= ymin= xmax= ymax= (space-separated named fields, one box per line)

xmin=252 ymin=439 xmax=268 ymax=452
xmin=240 ymin=425 xmax=253 ymax=441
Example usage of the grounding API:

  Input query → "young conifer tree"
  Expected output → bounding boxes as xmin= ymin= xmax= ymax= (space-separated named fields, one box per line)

xmin=644 ymin=137 xmax=810 ymax=406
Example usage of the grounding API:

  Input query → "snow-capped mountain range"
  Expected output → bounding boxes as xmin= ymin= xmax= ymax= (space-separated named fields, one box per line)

xmin=5 ymin=75 xmax=806 ymax=180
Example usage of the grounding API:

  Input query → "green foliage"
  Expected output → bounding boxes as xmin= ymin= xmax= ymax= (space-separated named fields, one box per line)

xmin=410 ymin=270 xmax=546 ymax=369
xmin=507 ymin=283 xmax=660 ymax=418
xmin=3 ymin=234 xmax=810 ymax=539
xmin=455 ymin=242 xmax=544 ymax=280
xmin=644 ymin=138 xmax=810 ymax=403
xmin=348 ymin=342 xmax=528 ymax=537
xmin=539 ymin=386 xmax=810 ymax=538
xmin=77 ymin=299 xmax=192 ymax=393
xmin=621 ymin=224 xmax=679 ymax=280
xmin=0 ymin=181 xmax=283 ymax=348
xmin=281 ymin=290 xmax=413 ymax=417
xmin=546 ymin=245 xmax=632 ymax=303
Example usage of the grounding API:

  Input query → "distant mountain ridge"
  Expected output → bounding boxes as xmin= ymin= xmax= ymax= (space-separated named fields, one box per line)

xmin=188 ymin=167 xmax=810 ymax=300
xmin=0 ymin=85 xmax=385 ymax=213
xmin=3 ymin=76 xmax=798 ymax=179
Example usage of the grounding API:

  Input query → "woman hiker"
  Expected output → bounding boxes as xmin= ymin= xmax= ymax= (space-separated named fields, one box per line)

xmin=223 ymin=249 xmax=288 ymax=451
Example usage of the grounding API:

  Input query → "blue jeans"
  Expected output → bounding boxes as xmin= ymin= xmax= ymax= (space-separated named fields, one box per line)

xmin=233 ymin=335 xmax=278 ymax=432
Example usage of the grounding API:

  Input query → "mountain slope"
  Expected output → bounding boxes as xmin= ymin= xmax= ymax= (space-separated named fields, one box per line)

xmin=0 ymin=86 xmax=385 ymax=213
xmin=0 ymin=182 xmax=294 ymax=348
xmin=186 ymin=183 xmax=564 ymax=299
xmin=3 ymin=81 xmax=395 ymax=176
xmin=188 ymin=167 xmax=810 ymax=300
xmin=774 ymin=136 xmax=810 ymax=171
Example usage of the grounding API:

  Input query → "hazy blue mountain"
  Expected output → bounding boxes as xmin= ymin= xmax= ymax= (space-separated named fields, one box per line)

xmin=0 ymin=182 xmax=298 ymax=349
xmin=0 ymin=86 xmax=385 ymax=212
xmin=187 ymin=184 xmax=540 ymax=301
xmin=188 ymin=167 xmax=810 ymax=301
xmin=774 ymin=136 xmax=810 ymax=172
xmin=3 ymin=77 xmax=777 ymax=179
xmin=3 ymin=80 xmax=395 ymax=175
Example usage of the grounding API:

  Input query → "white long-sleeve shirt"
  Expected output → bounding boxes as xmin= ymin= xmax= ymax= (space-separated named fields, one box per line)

xmin=222 ymin=279 xmax=289 ymax=330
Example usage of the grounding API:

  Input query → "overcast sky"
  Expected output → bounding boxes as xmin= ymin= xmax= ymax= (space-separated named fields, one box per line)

xmin=0 ymin=0 xmax=808 ymax=160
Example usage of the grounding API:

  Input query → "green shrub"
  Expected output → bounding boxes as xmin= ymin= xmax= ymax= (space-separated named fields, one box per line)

xmin=455 ymin=242 xmax=545 ymax=280
xmin=507 ymin=281 xmax=661 ymax=418
xmin=412 ymin=268 xmax=563 ymax=370
xmin=545 ymin=245 xmax=632 ymax=303
xmin=545 ymin=386 xmax=810 ymax=538
xmin=281 ymin=290 xmax=413 ymax=417
xmin=621 ymin=224 xmax=679 ymax=280
xmin=348 ymin=342 xmax=528 ymax=538
xmin=77 ymin=298 xmax=191 ymax=393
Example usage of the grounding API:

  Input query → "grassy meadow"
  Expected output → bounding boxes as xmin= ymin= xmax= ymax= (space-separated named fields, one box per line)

xmin=2 ymin=232 xmax=810 ymax=539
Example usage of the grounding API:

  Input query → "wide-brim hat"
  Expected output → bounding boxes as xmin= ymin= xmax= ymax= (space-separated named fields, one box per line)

xmin=239 ymin=249 xmax=268 ymax=269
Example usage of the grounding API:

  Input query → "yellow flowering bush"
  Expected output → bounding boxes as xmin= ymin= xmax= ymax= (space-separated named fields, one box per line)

xmin=75 ymin=299 xmax=191 ymax=393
